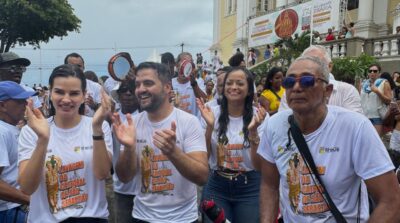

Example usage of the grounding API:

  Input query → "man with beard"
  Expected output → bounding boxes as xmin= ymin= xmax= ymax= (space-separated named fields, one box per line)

xmin=113 ymin=62 xmax=208 ymax=223
xmin=0 ymin=52 xmax=41 ymax=110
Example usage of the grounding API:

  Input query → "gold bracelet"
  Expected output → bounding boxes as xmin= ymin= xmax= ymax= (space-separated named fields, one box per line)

xmin=248 ymin=135 xmax=260 ymax=144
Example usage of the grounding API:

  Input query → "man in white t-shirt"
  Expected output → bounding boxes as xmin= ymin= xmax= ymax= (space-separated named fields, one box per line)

xmin=278 ymin=45 xmax=363 ymax=114
xmin=172 ymin=52 xmax=206 ymax=117
xmin=205 ymin=66 xmax=230 ymax=108
xmin=64 ymin=53 xmax=102 ymax=117
xmin=258 ymin=56 xmax=400 ymax=222
xmin=114 ymin=62 xmax=208 ymax=223
xmin=110 ymin=78 xmax=140 ymax=223
xmin=0 ymin=81 xmax=34 ymax=223
xmin=0 ymin=52 xmax=42 ymax=110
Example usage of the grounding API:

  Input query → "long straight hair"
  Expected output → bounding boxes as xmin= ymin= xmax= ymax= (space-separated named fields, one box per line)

xmin=218 ymin=67 xmax=255 ymax=147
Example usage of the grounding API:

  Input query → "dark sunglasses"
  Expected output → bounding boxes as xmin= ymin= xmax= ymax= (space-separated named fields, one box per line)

xmin=282 ymin=74 xmax=328 ymax=89
xmin=0 ymin=65 xmax=26 ymax=73
xmin=369 ymin=69 xmax=379 ymax=73
xmin=117 ymin=86 xmax=134 ymax=94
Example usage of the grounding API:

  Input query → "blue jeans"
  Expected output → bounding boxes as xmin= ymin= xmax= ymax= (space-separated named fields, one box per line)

xmin=201 ymin=170 xmax=260 ymax=223
xmin=0 ymin=206 xmax=28 ymax=223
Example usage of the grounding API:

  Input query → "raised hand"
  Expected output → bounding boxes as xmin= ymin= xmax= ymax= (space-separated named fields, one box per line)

xmin=85 ymin=94 xmax=96 ymax=110
xmin=112 ymin=112 xmax=136 ymax=149
xmin=196 ymin=98 xmax=214 ymax=127
xmin=25 ymin=99 xmax=49 ymax=139
xmin=370 ymin=83 xmax=379 ymax=94
xmin=249 ymin=105 xmax=267 ymax=132
xmin=92 ymin=90 xmax=111 ymax=129
xmin=153 ymin=121 xmax=177 ymax=156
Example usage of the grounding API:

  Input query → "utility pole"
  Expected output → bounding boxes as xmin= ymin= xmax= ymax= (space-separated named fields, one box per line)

xmin=180 ymin=42 xmax=184 ymax=52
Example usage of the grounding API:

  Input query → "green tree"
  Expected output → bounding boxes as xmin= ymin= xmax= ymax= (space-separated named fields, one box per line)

xmin=0 ymin=0 xmax=81 ymax=52
xmin=274 ymin=30 xmax=312 ymax=65
xmin=251 ymin=31 xmax=312 ymax=80
xmin=332 ymin=54 xmax=377 ymax=84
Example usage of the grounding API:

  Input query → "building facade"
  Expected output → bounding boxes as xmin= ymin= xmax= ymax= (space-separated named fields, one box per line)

xmin=212 ymin=0 xmax=400 ymax=65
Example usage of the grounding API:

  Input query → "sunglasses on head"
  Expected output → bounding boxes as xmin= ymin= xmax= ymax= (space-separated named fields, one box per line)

xmin=369 ymin=69 xmax=379 ymax=73
xmin=0 ymin=65 xmax=26 ymax=73
xmin=282 ymin=74 xmax=328 ymax=89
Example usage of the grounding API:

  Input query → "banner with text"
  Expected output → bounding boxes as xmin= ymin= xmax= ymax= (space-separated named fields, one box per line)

xmin=248 ymin=0 xmax=340 ymax=47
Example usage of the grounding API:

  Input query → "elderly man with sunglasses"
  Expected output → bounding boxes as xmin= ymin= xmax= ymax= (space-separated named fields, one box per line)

xmin=279 ymin=45 xmax=363 ymax=114
xmin=0 ymin=52 xmax=42 ymax=110
xmin=258 ymin=56 xmax=400 ymax=223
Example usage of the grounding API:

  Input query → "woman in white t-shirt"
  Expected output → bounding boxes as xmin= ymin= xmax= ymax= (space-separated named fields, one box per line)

xmin=197 ymin=67 xmax=266 ymax=223
xmin=18 ymin=64 xmax=113 ymax=223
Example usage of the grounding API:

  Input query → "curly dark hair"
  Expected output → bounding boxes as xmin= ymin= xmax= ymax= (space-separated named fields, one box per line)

xmin=228 ymin=52 xmax=245 ymax=67
xmin=218 ymin=67 xmax=255 ymax=147
xmin=264 ymin=67 xmax=284 ymax=90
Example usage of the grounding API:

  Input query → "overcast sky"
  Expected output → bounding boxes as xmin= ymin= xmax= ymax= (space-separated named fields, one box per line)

xmin=14 ymin=0 xmax=214 ymax=86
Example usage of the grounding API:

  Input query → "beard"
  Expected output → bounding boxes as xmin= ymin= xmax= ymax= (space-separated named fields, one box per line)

xmin=139 ymin=91 xmax=165 ymax=112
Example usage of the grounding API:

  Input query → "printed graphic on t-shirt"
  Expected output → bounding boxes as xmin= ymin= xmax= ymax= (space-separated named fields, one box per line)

xmin=217 ymin=133 xmax=246 ymax=171
xmin=174 ymin=92 xmax=192 ymax=114
xmin=286 ymin=153 xmax=329 ymax=215
xmin=45 ymin=154 xmax=88 ymax=214
xmin=140 ymin=145 xmax=174 ymax=195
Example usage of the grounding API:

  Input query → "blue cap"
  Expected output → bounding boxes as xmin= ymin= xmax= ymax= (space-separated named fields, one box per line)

xmin=0 ymin=81 xmax=37 ymax=101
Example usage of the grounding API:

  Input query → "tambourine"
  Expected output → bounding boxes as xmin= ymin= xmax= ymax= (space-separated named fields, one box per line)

xmin=179 ymin=59 xmax=195 ymax=77
xmin=108 ymin=52 xmax=134 ymax=81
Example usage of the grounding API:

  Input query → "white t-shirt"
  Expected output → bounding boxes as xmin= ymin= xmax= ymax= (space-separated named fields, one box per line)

xmin=132 ymin=108 xmax=206 ymax=223
xmin=18 ymin=116 xmax=113 ymax=223
xmin=20 ymin=83 xmax=41 ymax=109
xmin=205 ymin=98 xmax=219 ymax=108
xmin=103 ymin=77 xmax=119 ymax=95
xmin=172 ymin=78 xmax=199 ymax=117
xmin=203 ymin=106 xmax=267 ymax=171
xmin=84 ymin=79 xmax=102 ymax=117
xmin=113 ymin=110 xmax=139 ymax=195
xmin=0 ymin=121 xmax=21 ymax=211
xmin=258 ymin=106 xmax=394 ymax=223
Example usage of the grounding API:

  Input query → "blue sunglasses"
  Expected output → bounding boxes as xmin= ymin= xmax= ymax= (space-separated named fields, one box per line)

xmin=282 ymin=74 xmax=328 ymax=89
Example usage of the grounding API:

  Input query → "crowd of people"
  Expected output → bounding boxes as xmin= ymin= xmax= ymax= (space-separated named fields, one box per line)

xmin=1 ymin=44 xmax=400 ymax=223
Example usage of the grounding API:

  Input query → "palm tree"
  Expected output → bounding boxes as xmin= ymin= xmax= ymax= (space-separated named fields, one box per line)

xmin=250 ymin=30 xmax=312 ymax=80
xmin=274 ymin=30 xmax=311 ymax=66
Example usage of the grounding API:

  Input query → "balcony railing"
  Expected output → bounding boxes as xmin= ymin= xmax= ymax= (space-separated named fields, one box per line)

xmin=318 ymin=34 xmax=400 ymax=59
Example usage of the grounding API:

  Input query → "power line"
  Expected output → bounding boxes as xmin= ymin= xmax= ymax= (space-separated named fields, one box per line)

xmin=13 ymin=43 xmax=210 ymax=51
